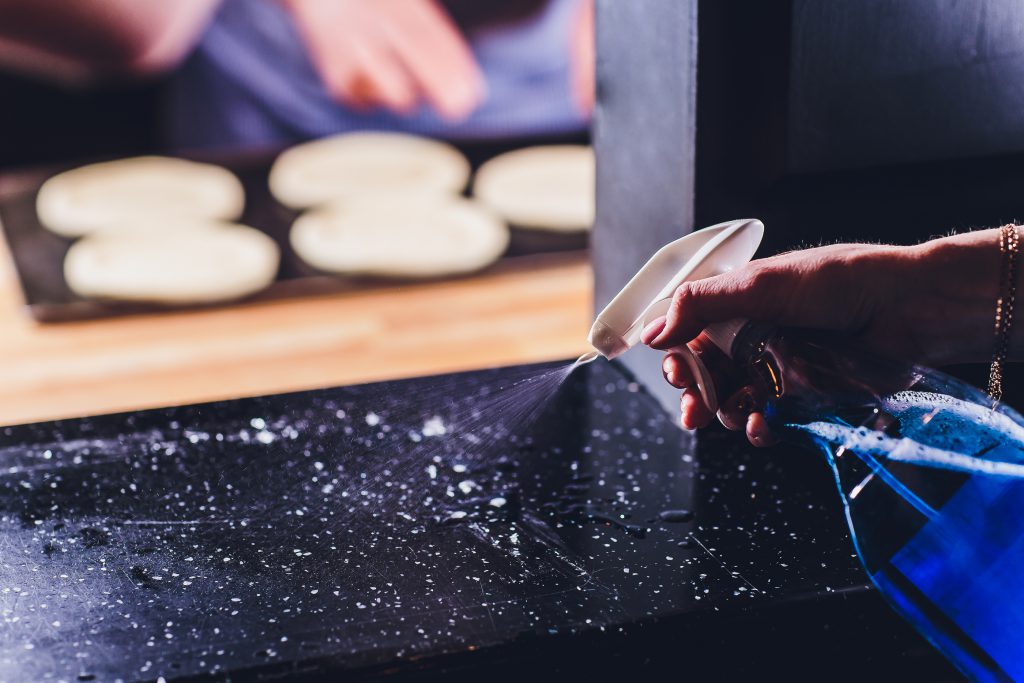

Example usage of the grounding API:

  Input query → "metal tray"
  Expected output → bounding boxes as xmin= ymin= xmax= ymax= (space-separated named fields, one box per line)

xmin=0 ymin=138 xmax=589 ymax=323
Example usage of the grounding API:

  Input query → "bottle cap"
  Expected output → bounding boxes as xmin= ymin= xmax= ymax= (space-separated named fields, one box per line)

xmin=702 ymin=318 xmax=750 ymax=358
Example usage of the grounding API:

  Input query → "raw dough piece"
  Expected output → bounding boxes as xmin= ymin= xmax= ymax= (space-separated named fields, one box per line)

xmin=64 ymin=222 xmax=280 ymax=304
xmin=37 ymin=156 xmax=245 ymax=238
xmin=472 ymin=145 xmax=595 ymax=232
xmin=290 ymin=197 xmax=508 ymax=277
xmin=269 ymin=132 xmax=471 ymax=209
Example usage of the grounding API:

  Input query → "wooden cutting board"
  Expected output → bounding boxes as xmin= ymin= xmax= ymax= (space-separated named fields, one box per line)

xmin=0 ymin=229 xmax=593 ymax=425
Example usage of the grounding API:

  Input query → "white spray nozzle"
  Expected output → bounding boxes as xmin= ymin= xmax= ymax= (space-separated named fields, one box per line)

xmin=588 ymin=219 xmax=764 ymax=359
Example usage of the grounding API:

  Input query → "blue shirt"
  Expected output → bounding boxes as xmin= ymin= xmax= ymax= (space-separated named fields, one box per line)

xmin=165 ymin=0 xmax=588 ymax=151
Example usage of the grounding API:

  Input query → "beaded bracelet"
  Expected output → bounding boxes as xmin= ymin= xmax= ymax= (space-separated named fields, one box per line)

xmin=987 ymin=223 xmax=1020 ymax=405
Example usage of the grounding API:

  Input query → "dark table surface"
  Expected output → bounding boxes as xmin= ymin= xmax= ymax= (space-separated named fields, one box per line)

xmin=0 ymin=359 xmax=960 ymax=682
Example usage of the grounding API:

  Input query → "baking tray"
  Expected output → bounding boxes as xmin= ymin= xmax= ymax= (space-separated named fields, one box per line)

xmin=0 ymin=137 xmax=589 ymax=322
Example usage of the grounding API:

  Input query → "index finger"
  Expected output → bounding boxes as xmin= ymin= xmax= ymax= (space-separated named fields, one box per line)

xmin=649 ymin=269 xmax=775 ymax=350
xmin=385 ymin=0 xmax=486 ymax=120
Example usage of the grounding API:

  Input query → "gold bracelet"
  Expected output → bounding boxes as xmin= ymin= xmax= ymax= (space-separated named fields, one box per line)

xmin=988 ymin=223 xmax=1020 ymax=405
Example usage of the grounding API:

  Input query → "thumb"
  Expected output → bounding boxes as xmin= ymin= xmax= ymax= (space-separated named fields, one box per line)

xmin=648 ymin=267 xmax=782 ymax=349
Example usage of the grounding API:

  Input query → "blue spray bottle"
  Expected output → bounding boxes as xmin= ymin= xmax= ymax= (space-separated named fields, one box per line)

xmin=590 ymin=219 xmax=1024 ymax=682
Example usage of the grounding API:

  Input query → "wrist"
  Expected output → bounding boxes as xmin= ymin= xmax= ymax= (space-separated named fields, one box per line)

xmin=907 ymin=229 xmax=1006 ymax=365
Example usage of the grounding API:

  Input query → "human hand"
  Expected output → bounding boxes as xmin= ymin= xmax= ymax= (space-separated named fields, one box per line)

xmin=281 ymin=0 xmax=486 ymax=120
xmin=640 ymin=231 xmax=1005 ymax=443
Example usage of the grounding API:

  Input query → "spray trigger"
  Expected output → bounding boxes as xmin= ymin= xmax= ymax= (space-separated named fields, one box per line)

xmin=588 ymin=219 xmax=765 ymax=359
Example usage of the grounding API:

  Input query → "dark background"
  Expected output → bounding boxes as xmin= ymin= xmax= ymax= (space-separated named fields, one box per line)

xmin=695 ymin=0 xmax=1024 ymax=251
xmin=788 ymin=0 xmax=1024 ymax=174
xmin=0 ymin=74 xmax=162 ymax=170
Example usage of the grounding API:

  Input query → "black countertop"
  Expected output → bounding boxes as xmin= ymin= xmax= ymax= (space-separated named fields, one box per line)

xmin=0 ymin=360 xmax=959 ymax=682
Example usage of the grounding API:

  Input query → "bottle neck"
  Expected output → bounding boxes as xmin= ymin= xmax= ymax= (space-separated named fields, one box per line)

xmin=685 ymin=323 xmax=786 ymax=431
xmin=688 ymin=324 xmax=921 ymax=435
xmin=704 ymin=319 xmax=777 ymax=362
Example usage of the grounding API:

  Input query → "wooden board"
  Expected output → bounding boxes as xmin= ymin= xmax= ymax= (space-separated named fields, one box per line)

xmin=0 ymin=227 xmax=593 ymax=426
xmin=0 ymin=139 xmax=588 ymax=322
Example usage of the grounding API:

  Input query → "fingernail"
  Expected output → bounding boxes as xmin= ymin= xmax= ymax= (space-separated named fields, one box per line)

xmin=641 ymin=317 xmax=666 ymax=345
xmin=444 ymin=78 xmax=485 ymax=120
xmin=667 ymin=371 xmax=676 ymax=386
xmin=650 ymin=326 xmax=671 ymax=347
xmin=454 ymin=83 xmax=477 ymax=110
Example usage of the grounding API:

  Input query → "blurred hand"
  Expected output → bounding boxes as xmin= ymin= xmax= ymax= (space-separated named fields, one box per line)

xmin=281 ymin=0 xmax=486 ymax=120
xmin=0 ymin=0 xmax=221 ymax=78
xmin=569 ymin=0 xmax=594 ymax=115
xmin=639 ymin=231 xmax=1006 ymax=444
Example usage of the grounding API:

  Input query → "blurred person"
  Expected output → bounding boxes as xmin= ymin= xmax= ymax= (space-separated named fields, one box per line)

xmin=0 ymin=0 xmax=594 ymax=149
xmin=640 ymin=227 xmax=1024 ymax=445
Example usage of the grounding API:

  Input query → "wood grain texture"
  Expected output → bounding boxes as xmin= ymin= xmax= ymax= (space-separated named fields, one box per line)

xmin=0 ymin=236 xmax=592 ymax=426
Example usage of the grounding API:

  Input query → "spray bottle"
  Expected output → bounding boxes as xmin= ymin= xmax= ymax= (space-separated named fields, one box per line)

xmin=589 ymin=219 xmax=1024 ymax=682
